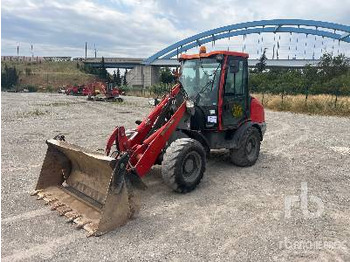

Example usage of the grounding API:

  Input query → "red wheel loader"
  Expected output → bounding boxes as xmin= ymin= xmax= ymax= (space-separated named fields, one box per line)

xmin=86 ymin=81 xmax=124 ymax=102
xmin=31 ymin=47 xmax=266 ymax=236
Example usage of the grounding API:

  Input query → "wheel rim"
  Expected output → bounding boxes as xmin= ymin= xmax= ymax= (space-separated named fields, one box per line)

xmin=182 ymin=151 xmax=202 ymax=183
xmin=246 ymin=136 xmax=258 ymax=161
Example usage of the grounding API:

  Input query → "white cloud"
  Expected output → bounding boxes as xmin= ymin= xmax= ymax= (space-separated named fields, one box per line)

xmin=1 ymin=0 xmax=350 ymax=58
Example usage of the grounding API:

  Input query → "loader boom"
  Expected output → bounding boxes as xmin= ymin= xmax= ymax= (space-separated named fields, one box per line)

xmin=106 ymin=85 xmax=186 ymax=177
xmin=106 ymin=84 xmax=181 ymax=154
xmin=105 ymin=84 xmax=187 ymax=177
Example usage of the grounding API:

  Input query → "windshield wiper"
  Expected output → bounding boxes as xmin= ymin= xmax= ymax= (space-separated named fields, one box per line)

xmin=192 ymin=63 xmax=221 ymax=103
xmin=193 ymin=79 xmax=215 ymax=103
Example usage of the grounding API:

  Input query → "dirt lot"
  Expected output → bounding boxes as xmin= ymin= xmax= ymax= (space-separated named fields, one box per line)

xmin=2 ymin=92 xmax=350 ymax=261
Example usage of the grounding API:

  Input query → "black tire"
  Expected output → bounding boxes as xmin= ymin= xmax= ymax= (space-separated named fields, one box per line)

xmin=162 ymin=138 xmax=206 ymax=193
xmin=230 ymin=127 xmax=261 ymax=167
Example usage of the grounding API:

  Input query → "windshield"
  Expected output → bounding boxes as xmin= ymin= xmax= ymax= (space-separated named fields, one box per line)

xmin=179 ymin=58 xmax=222 ymax=106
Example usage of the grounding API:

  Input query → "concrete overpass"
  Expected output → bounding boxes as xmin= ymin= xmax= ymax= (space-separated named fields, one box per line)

xmin=84 ymin=57 xmax=144 ymax=69
xmin=84 ymin=57 xmax=321 ymax=68
xmin=83 ymin=57 xmax=321 ymax=88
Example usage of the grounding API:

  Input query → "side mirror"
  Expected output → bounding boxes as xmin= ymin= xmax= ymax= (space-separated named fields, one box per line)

xmin=229 ymin=60 xmax=240 ymax=73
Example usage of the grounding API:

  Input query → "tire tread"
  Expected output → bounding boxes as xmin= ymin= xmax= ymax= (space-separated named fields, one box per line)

xmin=162 ymin=138 xmax=205 ymax=193
xmin=230 ymin=126 xmax=261 ymax=167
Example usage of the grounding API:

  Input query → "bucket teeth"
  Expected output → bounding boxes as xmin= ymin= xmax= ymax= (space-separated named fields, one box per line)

xmin=45 ymin=198 xmax=58 ymax=205
xmin=34 ymin=189 xmax=102 ymax=236
xmin=35 ymin=192 xmax=98 ymax=236
xmin=30 ymin=190 xmax=42 ymax=196
xmin=74 ymin=217 xmax=91 ymax=230
xmin=86 ymin=231 xmax=96 ymax=238
xmin=50 ymin=202 xmax=64 ymax=210
xmin=56 ymin=206 xmax=72 ymax=216
xmin=84 ymin=223 xmax=99 ymax=237
xmin=64 ymin=212 xmax=81 ymax=223
xmin=36 ymin=192 xmax=52 ymax=200
xmin=37 ymin=194 xmax=45 ymax=200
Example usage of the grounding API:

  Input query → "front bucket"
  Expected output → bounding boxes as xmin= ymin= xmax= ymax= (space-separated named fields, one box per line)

xmin=31 ymin=139 xmax=139 ymax=236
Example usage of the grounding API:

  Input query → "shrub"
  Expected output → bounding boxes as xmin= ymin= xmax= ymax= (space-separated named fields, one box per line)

xmin=149 ymin=83 xmax=170 ymax=97
xmin=27 ymin=85 xmax=38 ymax=92
xmin=119 ymin=85 xmax=130 ymax=94
xmin=46 ymin=85 xmax=54 ymax=92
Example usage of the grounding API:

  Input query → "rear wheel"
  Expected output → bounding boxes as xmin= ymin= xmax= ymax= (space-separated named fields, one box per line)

xmin=162 ymin=138 xmax=206 ymax=193
xmin=230 ymin=127 xmax=261 ymax=167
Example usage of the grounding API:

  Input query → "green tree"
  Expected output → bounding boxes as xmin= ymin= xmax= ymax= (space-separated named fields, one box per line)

xmin=302 ymin=65 xmax=319 ymax=102
xmin=81 ymin=64 xmax=98 ymax=75
xmin=318 ymin=53 xmax=349 ymax=83
xmin=326 ymin=74 xmax=350 ymax=107
xmin=318 ymin=53 xmax=349 ymax=103
xmin=249 ymin=72 xmax=269 ymax=104
xmin=160 ymin=67 xmax=175 ymax=84
xmin=116 ymin=68 xmax=122 ymax=86
xmin=289 ymin=69 xmax=303 ymax=95
xmin=150 ymin=83 xmax=169 ymax=97
xmin=1 ymin=64 xmax=8 ymax=88
xmin=332 ymin=54 xmax=349 ymax=78
xmin=122 ymin=69 xmax=128 ymax=86
xmin=99 ymin=57 xmax=109 ymax=80
xmin=113 ymin=70 xmax=117 ymax=85
xmin=265 ymin=68 xmax=284 ymax=95
xmin=1 ymin=64 xmax=19 ymax=90
xmin=256 ymin=48 xmax=267 ymax=73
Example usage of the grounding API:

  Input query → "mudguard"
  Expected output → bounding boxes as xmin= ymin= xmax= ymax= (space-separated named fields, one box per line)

xmin=231 ymin=121 xmax=265 ymax=149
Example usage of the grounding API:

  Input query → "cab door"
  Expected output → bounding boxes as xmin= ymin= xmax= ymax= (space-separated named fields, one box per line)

xmin=222 ymin=57 xmax=248 ymax=128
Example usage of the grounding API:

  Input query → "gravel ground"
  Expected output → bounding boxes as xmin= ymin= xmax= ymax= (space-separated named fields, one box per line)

xmin=1 ymin=92 xmax=350 ymax=262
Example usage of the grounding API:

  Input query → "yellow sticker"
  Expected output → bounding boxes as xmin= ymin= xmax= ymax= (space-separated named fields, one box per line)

xmin=232 ymin=104 xmax=243 ymax=118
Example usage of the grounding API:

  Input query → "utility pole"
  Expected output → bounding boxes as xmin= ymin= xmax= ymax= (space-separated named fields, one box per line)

xmin=85 ymin=42 xmax=88 ymax=59
xmin=17 ymin=43 xmax=20 ymax=56
xmin=31 ymin=44 xmax=34 ymax=57
xmin=94 ymin=44 xmax=97 ymax=58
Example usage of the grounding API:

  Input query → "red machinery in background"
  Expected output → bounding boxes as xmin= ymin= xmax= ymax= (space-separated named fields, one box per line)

xmin=86 ymin=81 xmax=123 ymax=102
xmin=64 ymin=81 xmax=123 ymax=102
xmin=65 ymin=84 xmax=85 ymax=95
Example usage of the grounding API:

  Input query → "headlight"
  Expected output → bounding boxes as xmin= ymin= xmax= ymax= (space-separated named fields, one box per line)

xmin=186 ymin=100 xmax=194 ymax=109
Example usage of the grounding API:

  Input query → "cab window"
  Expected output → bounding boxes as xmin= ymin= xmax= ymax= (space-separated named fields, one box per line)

xmin=224 ymin=60 xmax=244 ymax=96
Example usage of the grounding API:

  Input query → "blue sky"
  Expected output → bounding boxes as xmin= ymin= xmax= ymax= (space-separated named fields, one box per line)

xmin=1 ymin=0 xmax=350 ymax=59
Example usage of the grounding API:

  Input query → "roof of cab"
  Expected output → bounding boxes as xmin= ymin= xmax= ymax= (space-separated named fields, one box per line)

xmin=179 ymin=50 xmax=249 ymax=61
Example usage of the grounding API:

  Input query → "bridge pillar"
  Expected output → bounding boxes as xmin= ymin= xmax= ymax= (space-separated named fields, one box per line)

xmin=126 ymin=65 xmax=159 ymax=88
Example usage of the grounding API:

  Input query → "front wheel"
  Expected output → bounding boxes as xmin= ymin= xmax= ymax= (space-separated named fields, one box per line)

xmin=230 ymin=127 xmax=261 ymax=167
xmin=162 ymin=138 xmax=206 ymax=193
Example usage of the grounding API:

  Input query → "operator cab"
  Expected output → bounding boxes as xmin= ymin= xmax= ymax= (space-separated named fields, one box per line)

xmin=179 ymin=47 xmax=249 ymax=131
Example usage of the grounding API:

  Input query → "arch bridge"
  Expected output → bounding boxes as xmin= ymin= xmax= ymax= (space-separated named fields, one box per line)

xmin=84 ymin=19 xmax=350 ymax=87
xmin=144 ymin=19 xmax=350 ymax=65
